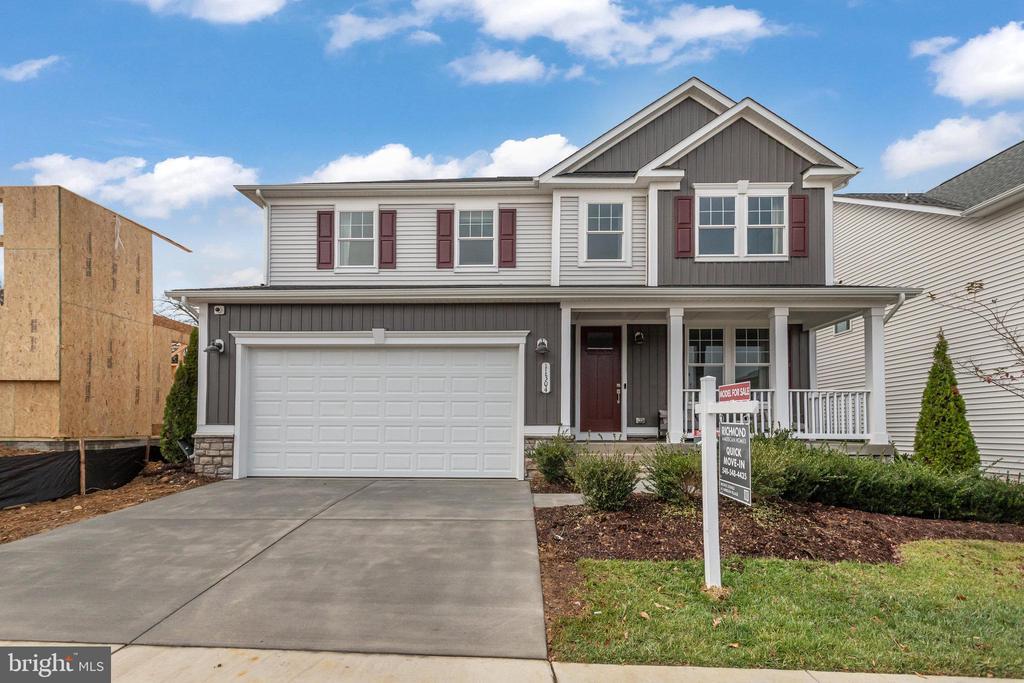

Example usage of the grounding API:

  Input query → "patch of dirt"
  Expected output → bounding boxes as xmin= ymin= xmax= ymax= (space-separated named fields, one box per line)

xmin=0 ymin=446 xmax=40 ymax=457
xmin=535 ymin=495 xmax=1024 ymax=641
xmin=530 ymin=473 xmax=576 ymax=494
xmin=0 ymin=462 xmax=215 ymax=544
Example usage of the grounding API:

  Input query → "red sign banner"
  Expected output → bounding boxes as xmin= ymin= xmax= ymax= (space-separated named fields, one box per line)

xmin=718 ymin=381 xmax=751 ymax=402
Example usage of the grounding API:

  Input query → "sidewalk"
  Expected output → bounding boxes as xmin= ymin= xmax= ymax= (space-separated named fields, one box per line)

xmin=2 ymin=642 xmax=1019 ymax=682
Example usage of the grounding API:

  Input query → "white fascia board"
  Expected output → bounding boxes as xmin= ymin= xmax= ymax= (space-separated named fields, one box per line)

xmin=833 ymin=196 xmax=963 ymax=216
xmin=539 ymin=78 xmax=735 ymax=180
xmin=961 ymin=183 xmax=1024 ymax=217
xmin=237 ymin=180 xmax=544 ymax=205
xmin=229 ymin=330 xmax=530 ymax=347
xmin=640 ymin=99 xmax=858 ymax=178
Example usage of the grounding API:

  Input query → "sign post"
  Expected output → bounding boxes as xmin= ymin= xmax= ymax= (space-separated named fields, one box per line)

xmin=694 ymin=376 xmax=758 ymax=588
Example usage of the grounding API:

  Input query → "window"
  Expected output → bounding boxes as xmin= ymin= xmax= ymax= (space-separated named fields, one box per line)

xmin=747 ymin=196 xmax=785 ymax=255
xmin=458 ymin=210 xmax=495 ymax=266
xmin=338 ymin=211 xmax=375 ymax=267
xmin=834 ymin=319 xmax=851 ymax=334
xmin=687 ymin=329 xmax=725 ymax=388
xmin=697 ymin=196 xmax=736 ymax=256
xmin=586 ymin=203 xmax=623 ymax=260
xmin=735 ymin=328 xmax=770 ymax=389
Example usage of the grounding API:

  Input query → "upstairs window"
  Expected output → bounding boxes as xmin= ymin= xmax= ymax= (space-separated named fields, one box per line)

xmin=694 ymin=183 xmax=791 ymax=261
xmin=586 ymin=203 xmax=624 ymax=260
xmin=457 ymin=210 xmax=495 ymax=266
xmin=338 ymin=211 xmax=375 ymax=267
xmin=746 ymin=196 xmax=785 ymax=256
xmin=697 ymin=196 xmax=736 ymax=256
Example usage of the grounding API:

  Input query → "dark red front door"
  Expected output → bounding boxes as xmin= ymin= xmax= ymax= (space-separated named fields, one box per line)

xmin=580 ymin=327 xmax=621 ymax=432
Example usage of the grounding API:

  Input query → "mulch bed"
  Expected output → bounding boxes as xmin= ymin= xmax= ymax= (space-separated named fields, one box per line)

xmin=529 ymin=473 xmax=576 ymax=494
xmin=0 ymin=462 xmax=215 ymax=544
xmin=536 ymin=494 xmax=1024 ymax=640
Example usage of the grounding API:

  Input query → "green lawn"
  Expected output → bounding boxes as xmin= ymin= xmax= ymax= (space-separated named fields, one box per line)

xmin=550 ymin=540 xmax=1024 ymax=677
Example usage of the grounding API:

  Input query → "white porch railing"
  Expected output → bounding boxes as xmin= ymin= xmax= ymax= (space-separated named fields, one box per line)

xmin=681 ymin=388 xmax=870 ymax=440
xmin=684 ymin=389 xmax=775 ymax=436
xmin=789 ymin=390 xmax=870 ymax=440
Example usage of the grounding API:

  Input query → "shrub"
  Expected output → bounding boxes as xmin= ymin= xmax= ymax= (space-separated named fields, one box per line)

xmin=160 ymin=327 xmax=198 ymax=464
xmin=569 ymin=452 xmax=640 ymax=511
xmin=913 ymin=332 xmax=980 ymax=474
xmin=748 ymin=433 xmax=1024 ymax=523
xmin=643 ymin=444 xmax=701 ymax=506
xmin=529 ymin=434 xmax=577 ymax=485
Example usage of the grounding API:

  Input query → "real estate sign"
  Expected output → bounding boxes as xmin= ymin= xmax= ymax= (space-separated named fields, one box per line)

xmin=718 ymin=381 xmax=751 ymax=402
xmin=719 ymin=422 xmax=751 ymax=506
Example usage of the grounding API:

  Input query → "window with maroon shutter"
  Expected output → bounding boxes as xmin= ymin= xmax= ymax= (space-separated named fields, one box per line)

xmin=498 ymin=208 xmax=516 ymax=268
xmin=379 ymin=210 xmax=397 ymax=269
xmin=789 ymin=194 xmax=809 ymax=257
xmin=674 ymin=195 xmax=694 ymax=258
xmin=436 ymin=209 xmax=454 ymax=268
xmin=316 ymin=210 xmax=334 ymax=269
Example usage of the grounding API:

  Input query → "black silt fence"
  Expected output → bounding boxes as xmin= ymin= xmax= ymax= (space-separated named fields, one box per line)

xmin=0 ymin=445 xmax=146 ymax=509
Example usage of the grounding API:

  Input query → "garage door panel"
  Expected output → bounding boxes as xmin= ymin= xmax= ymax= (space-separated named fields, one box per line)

xmin=243 ymin=345 xmax=519 ymax=478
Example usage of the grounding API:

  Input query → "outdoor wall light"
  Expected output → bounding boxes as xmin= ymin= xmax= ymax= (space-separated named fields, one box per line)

xmin=204 ymin=339 xmax=225 ymax=353
xmin=535 ymin=338 xmax=550 ymax=354
xmin=633 ymin=331 xmax=647 ymax=345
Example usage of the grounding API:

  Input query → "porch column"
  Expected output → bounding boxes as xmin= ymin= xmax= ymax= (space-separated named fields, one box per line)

xmin=770 ymin=307 xmax=790 ymax=430
xmin=863 ymin=306 xmax=888 ymax=444
xmin=667 ymin=307 xmax=685 ymax=443
xmin=559 ymin=303 xmax=572 ymax=431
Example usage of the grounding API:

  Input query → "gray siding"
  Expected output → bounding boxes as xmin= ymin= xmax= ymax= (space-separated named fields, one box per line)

xmin=576 ymin=99 xmax=718 ymax=173
xmin=559 ymin=194 xmax=647 ymax=285
xmin=205 ymin=303 xmax=561 ymax=426
xmin=788 ymin=324 xmax=811 ymax=390
xmin=627 ymin=324 xmax=667 ymax=429
xmin=658 ymin=119 xmax=826 ymax=286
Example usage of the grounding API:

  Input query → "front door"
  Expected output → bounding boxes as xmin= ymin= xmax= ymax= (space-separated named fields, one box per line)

xmin=579 ymin=327 xmax=621 ymax=433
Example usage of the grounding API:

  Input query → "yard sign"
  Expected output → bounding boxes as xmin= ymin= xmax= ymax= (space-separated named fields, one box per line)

xmin=719 ymin=422 xmax=752 ymax=506
xmin=693 ymin=376 xmax=759 ymax=588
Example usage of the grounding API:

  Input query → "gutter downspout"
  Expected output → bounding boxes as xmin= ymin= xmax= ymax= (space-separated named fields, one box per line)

xmin=883 ymin=293 xmax=906 ymax=325
xmin=256 ymin=189 xmax=270 ymax=286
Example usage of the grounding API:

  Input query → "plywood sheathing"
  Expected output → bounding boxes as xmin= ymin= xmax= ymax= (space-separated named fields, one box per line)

xmin=0 ymin=186 xmax=61 ymax=381
xmin=151 ymin=315 xmax=194 ymax=434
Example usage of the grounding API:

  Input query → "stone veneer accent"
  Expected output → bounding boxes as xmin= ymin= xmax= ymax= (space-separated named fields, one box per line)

xmin=193 ymin=435 xmax=234 ymax=479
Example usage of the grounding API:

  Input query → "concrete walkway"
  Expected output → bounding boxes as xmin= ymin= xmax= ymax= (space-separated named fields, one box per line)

xmin=0 ymin=479 xmax=546 ymax=659
xmin=2 ymin=643 xmax=1016 ymax=682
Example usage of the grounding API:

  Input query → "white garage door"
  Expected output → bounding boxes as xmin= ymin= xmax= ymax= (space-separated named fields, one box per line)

xmin=242 ymin=345 xmax=520 ymax=478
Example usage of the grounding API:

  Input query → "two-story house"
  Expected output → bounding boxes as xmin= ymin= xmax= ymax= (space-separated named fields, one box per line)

xmin=168 ymin=78 xmax=918 ymax=480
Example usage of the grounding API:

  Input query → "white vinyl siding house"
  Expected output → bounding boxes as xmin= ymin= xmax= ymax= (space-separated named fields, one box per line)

xmin=268 ymin=201 xmax=552 ymax=286
xmin=816 ymin=200 xmax=1024 ymax=476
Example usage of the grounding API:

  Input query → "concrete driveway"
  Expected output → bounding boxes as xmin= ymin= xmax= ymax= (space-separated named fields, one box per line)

xmin=0 ymin=478 xmax=547 ymax=659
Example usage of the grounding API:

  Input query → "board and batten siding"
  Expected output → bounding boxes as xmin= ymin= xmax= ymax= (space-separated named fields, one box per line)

xmin=657 ymin=118 xmax=826 ymax=286
xmin=816 ymin=201 xmax=1024 ymax=476
xmin=627 ymin=324 xmax=668 ymax=429
xmin=205 ymin=303 xmax=561 ymax=427
xmin=558 ymin=195 xmax=647 ymax=285
xmin=267 ymin=202 xmax=551 ymax=286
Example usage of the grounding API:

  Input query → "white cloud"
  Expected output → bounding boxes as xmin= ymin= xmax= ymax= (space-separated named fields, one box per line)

xmin=210 ymin=266 xmax=263 ymax=287
xmin=448 ymin=49 xmax=552 ymax=84
xmin=882 ymin=113 xmax=1024 ymax=179
xmin=15 ymin=153 xmax=258 ymax=218
xmin=408 ymin=29 xmax=442 ymax=44
xmin=910 ymin=36 xmax=957 ymax=58
xmin=131 ymin=0 xmax=287 ymax=24
xmin=0 ymin=55 xmax=62 ymax=82
xmin=327 ymin=1 xmax=778 ymax=66
xmin=303 ymin=134 xmax=577 ymax=182
xmin=924 ymin=22 xmax=1024 ymax=105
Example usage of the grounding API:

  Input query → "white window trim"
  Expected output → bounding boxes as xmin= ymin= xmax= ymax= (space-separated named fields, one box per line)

xmin=734 ymin=327 xmax=772 ymax=388
xmin=578 ymin=194 xmax=633 ymax=267
xmin=693 ymin=181 xmax=792 ymax=263
xmin=684 ymin=324 xmax=773 ymax=389
xmin=335 ymin=208 xmax=379 ymax=273
xmin=455 ymin=206 xmax=499 ymax=272
xmin=834 ymin=319 xmax=851 ymax=335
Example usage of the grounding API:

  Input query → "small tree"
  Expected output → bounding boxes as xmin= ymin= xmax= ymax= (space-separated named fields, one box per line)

xmin=913 ymin=332 xmax=979 ymax=473
xmin=160 ymin=327 xmax=199 ymax=463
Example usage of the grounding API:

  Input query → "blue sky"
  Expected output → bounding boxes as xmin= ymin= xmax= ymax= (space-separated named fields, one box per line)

xmin=2 ymin=1 xmax=1023 ymax=296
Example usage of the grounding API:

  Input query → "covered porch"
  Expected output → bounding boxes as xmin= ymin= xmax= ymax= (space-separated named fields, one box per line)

xmin=559 ymin=291 xmax=906 ymax=445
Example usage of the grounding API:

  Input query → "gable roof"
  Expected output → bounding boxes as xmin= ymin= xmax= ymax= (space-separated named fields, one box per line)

xmin=638 ymin=98 xmax=859 ymax=181
xmin=539 ymin=77 xmax=735 ymax=180
xmin=837 ymin=139 xmax=1024 ymax=216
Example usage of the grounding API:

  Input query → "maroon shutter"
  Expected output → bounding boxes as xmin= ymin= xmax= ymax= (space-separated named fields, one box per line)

xmin=436 ymin=209 xmax=454 ymax=268
xmin=379 ymin=210 xmax=397 ymax=269
xmin=316 ymin=210 xmax=334 ymax=269
xmin=674 ymin=196 xmax=694 ymax=258
xmin=498 ymin=208 xmax=516 ymax=268
xmin=790 ymin=194 xmax=809 ymax=257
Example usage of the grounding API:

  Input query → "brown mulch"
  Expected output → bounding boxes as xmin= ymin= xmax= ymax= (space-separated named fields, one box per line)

xmin=535 ymin=495 xmax=1024 ymax=640
xmin=529 ymin=473 xmax=576 ymax=494
xmin=0 ymin=462 xmax=215 ymax=544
